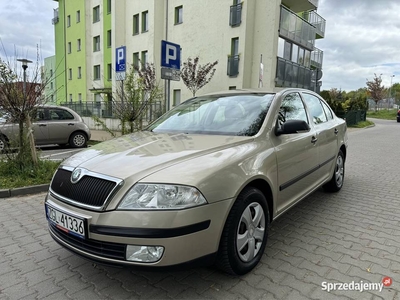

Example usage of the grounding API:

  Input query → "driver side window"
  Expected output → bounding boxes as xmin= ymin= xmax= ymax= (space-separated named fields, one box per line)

xmin=279 ymin=92 xmax=308 ymax=124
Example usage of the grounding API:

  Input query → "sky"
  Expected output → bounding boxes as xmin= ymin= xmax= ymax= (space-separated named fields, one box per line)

xmin=0 ymin=0 xmax=399 ymax=92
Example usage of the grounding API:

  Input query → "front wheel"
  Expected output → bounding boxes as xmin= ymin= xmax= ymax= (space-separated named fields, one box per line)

xmin=323 ymin=150 xmax=345 ymax=193
xmin=69 ymin=132 xmax=87 ymax=148
xmin=216 ymin=187 xmax=269 ymax=275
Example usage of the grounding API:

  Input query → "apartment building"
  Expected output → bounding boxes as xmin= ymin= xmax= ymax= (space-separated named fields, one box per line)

xmin=50 ymin=0 xmax=325 ymax=108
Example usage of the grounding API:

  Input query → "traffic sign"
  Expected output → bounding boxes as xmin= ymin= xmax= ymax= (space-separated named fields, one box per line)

xmin=116 ymin=46 xmax=126 ymax=72
xmin=161 ymin=40 xmax=180 ymax=69
xmin=161 ymin=67 xmax=180 ymax=81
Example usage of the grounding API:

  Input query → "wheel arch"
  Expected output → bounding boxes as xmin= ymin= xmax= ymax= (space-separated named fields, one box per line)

xmin=241 ymin=179 xmax=274 ymax=224
xmin=340 ymin=144 xmax=347 ymax=161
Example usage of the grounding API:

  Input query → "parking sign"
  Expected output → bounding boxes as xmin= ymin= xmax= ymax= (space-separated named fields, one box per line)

xmin=161 ymin=40 xmax=180 ymax=70
xmin=116 ymin=46 xmax=126 ymax=72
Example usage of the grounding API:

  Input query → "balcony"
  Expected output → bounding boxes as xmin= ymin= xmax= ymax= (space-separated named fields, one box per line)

xmin=275 ymin=57 xmax=312 ymax=90
xmin=279 ymin=6 xmax=316 ymax=51
xmin=229 ymin=2 xmax=242 ymax=27
xmin=302 ymin=10 xmax=326 ymax=39
xmin=281 ymin=0 xmax=318 ymax=13
xmin=52 ymin=8 xmax=59 ymax=25
xmin=310 ymin=47 xmax=323 ymax=69
xmin=227 ymin=55 xmax=240 ymax=77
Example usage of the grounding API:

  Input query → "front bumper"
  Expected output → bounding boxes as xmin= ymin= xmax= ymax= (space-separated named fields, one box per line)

xmin=45 ymin=194 xmax=233 ymax=268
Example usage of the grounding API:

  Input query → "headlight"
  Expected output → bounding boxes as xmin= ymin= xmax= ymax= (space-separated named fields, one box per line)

xmin=118 ymin=184 xmax=207 ymax=210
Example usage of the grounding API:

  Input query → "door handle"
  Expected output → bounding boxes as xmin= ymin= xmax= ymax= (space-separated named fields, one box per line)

xmin=334 ymin=128 xmax=339 ymax=135
xmin=311 ymin=136 xmax=318 ymax=144
xmin=68 ymin=123 xmax=75 ymax=126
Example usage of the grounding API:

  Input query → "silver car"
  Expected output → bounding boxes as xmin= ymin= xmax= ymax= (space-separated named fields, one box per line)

xmin=0 ymin=105 xmax=91 ymax=151
xmin=44 ymin=88 xmax=347 ymax=275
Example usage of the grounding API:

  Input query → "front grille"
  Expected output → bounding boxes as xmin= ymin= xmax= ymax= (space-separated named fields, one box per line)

xmin=50 ymin=168 xmax=118 ymax=208
xmin=49 ymin=223 xmax=126 ymax=260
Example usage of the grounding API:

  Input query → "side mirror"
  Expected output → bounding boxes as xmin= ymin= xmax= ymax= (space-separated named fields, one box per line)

xmin=275 ymin=119 xmax=310 ymax=136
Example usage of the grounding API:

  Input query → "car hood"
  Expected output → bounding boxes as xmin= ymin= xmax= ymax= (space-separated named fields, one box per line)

xmin=62 ymin=131 xmax=251 ymax=180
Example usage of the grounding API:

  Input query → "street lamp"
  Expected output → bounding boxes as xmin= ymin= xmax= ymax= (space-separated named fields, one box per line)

xmin=17 ymin=58 xmax=33 ymax=101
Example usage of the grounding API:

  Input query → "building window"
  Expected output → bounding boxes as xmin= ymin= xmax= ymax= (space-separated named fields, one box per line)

xmin=107 ymin=0 xmax=111 ymax=14
xmin=142 ymin=11 xmax=149 ymax=32
xmin=76 ymin=10 xmax=80 ymax=23
xmin=93 ymin=5 xmax=100 ymax=23
xmin=141 ymin=50 xmax=148 ymax=66
xmin=133 ymin=14 xmax=139 ymax=35
xmin=69 ymin=94 xmax=73 ymax=102
xmin=227 ymin=37 xmax=240 ymax=77
xmin=175 ymin=6 xmax=183 ymax=24
xmin=229 ymin=86 xmax=236 ymax=90
xmin=77 ymin=38 xmax=81 ymax=51
xmin=107 ymin=30 xmax=112 ymax=48
xmin=78 ymin=93 xmax=82 ymax=102
xmin=173 ymin=89 xmax=181 ymax=106
xmin=50 ymin=82 xmax=53 ymax=90
xmin=78 ymin=66 xmax=82 ymax=79
xmin=107 ymin=63 xmax=112 ymax=81
xmin=67 ymin=15 xmax=71 ymax=27
xmin=67 ymin=42 xmax=71 ymax=54
xmin=50 ymin=69 xmax=53 ymax=77
xmin=133 ymin=52 xmax=139 ymax=71
xmin=68 ymin=68 xmax=72 ymax=80
xmin=93 ymin=36 xmax=100 ymax=52
xmin=94 ymin=65 xmax=100 ymax=80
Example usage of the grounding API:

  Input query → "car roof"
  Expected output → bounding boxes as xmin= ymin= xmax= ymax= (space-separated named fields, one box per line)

xmin=198 ymin=87 xmax=314 ymax=97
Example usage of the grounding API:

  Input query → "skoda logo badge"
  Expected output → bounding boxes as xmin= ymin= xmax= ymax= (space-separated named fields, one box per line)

xmin=71 ymin=168 xmax=82 ymax=184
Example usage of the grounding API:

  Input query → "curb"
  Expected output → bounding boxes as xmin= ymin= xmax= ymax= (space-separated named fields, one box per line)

xmin=0 ymin=184 xmax=49 ymax=199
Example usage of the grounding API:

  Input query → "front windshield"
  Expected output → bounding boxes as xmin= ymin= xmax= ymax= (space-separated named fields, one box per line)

xmin=147 ymin=93 xmax=275 ymax=136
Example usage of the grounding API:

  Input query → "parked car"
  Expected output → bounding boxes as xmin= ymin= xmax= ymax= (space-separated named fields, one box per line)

xmin=397 ymin=109 xmax=400 ymax=122
xmin=0 ymin=105 xmax=91 ymax=151
xmin=44 ymin=88 xmax=348 ymax=275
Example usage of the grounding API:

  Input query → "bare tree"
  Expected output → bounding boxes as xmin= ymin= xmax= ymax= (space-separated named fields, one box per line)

xmin=181 ymin=57 xmax=218 ymax=97
xmin=366 ymin=74 xmax=385 ymax=112
xmin=0 ymin=56 xmax=51 ymax=166
xmin=113 ymin=61 xmax=163 ymax=134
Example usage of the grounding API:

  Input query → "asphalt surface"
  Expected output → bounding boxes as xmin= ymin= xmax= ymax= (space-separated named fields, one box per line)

xmin=0 ymin=119 xmax=399 ymax=299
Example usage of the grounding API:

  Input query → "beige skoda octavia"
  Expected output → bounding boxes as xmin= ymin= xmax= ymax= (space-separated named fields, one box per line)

xmin=45 ymin=88 xmax=348 ymax=275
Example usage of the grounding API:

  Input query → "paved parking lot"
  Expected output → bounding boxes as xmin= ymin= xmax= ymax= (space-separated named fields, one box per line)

xmin=1 ymin=120 xmax=399 ymax=300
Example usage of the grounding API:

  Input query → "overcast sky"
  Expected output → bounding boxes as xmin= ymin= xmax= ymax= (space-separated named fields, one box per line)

xmin=0 ymin=0 xmax=399 ymax=92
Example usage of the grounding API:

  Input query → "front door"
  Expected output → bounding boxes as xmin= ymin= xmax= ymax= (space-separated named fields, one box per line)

xmin=272 ymin=92 xmax=320 ymax=215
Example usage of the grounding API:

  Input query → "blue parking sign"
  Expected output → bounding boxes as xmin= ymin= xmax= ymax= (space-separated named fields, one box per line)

xmin=161 ymin=40 xmax=180 ymax=70
xmin=116 ymin=46 xmax=126 ymax=72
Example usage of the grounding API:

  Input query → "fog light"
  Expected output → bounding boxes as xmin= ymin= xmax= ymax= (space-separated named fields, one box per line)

xmin=126 ymin=245 xmax=164 ymax=262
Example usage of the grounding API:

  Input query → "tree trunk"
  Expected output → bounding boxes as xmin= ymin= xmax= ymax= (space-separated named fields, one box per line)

xmin=25 ymin=115 xmax=38 ymax=165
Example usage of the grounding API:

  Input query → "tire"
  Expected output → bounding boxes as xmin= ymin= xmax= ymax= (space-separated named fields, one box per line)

xmin=323 ymin=150 xmax=345 ymax=193
xmin=69 ymin=132 xmax=87 ymax=148
xmin=216 ymin=187 xmax=269 ymax=275
xmin=0 ymin=136 xmax=7 ymax=152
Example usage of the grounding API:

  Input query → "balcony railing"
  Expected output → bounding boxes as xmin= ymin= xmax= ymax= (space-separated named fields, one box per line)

xmin=275 ymin=57 xmax=312 ymax=90
xmin=52 ymin=8 xmax=59 ymax=25
xmin=229 ymin=2 xmax=242 ymax=27
xmin=302 ymin=10 xmax=326 ymax=38
xmin=227 ymin=55 xmax=240 ymax=77
xmin=279 ymin=6 xmax=316 ymax=51
xmin=310 ymin=47 xmax=323 ymax=69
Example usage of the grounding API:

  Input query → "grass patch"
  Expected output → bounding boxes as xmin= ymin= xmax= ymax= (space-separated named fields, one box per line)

xmin=87 ymin=140 xmax=102 ymax=146
xmin=349 ymin=120 xmax=375 ymax=128
xmin=366 ymin=109 xmax=398 ymax=120
xmin=0 ymin=159 xmax=60 ymax=189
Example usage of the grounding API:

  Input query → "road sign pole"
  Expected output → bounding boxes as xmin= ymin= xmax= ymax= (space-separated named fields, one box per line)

xmin=167 ymin=80 xmax=171 ymax=111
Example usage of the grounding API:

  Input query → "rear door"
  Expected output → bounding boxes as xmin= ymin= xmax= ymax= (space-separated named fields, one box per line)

xmin=301 ymin=92 xmax=339 ymax=182
xmin=273 ymin=92 xmax=320 ymax=214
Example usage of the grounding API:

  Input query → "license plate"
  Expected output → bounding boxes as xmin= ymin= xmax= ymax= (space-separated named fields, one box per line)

xmin=46 ymin=204 xmax=86 ymax=239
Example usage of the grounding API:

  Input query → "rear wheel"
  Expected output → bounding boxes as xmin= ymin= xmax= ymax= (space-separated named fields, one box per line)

xmin=0 ymin=136 xmax=8 ymax=152
xmin=323 ymin=150 xmax=345 ymax=192
xmin=69 ymin=132 xmax=87 ymax=148
xmin=216 ymin=187 xmax=269 ymax=275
